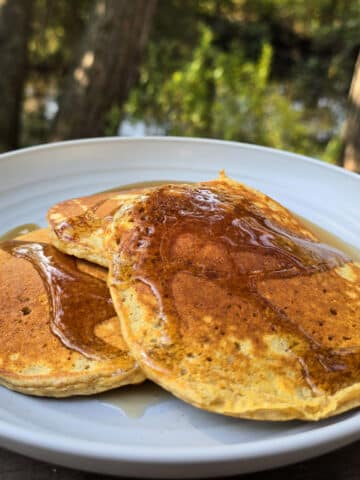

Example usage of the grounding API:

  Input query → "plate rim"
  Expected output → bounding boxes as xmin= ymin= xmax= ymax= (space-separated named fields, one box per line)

xmin=0 ymin=407 xmax=359 ymax=463
xmin=1 ymin=135 xmax=358 ymax=181
xmin=0 ymin=136 xmax=359 ymax=466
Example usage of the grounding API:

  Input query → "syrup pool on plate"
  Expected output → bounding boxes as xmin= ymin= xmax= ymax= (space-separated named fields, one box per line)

xmin=0 ymin=223 xmax=41 ymax=241
xmin=96 ymin=381 xmax=171 ymax=418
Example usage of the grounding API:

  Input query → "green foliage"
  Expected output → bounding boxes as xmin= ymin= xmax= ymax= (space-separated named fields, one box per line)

xmin=21 ymin=0 xmax=93 ymax=147
xmin=29 ymin=0 xmax=93 ymax=71
xmin=125 ymin=22 xmax=340 ymax=159
xmin=20 ymin=0 xmax=360 ymax=164
xmin=322 ymin=134 xmax=343 ymax=164
xmin=104 ymin=105 xmax=122 ymax=136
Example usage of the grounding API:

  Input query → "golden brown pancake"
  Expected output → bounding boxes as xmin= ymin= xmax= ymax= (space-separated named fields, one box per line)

xmin=47 ymin=190 xmax=147 ymax=267
xmin=0 ymin=228 xmax=145 ymax=397
xmin=107 ymin=174 xmax=360 ymax=421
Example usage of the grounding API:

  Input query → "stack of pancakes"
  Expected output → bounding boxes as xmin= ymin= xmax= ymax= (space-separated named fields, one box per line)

xmin=1 ymin=173 xmax=360 ymax=421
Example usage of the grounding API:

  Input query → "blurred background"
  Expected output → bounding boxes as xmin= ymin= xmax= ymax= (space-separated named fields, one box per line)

xmin=0 ymin=0 xmax=359 ymax=171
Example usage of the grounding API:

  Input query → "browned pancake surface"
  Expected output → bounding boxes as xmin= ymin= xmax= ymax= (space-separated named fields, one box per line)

xmin=47 ymin=190 xmax=147 ymax=267
xmin=108 ymin=175 xmax=360 ymax=420
xmin=0 ymin=229 xmax=144 ymax=397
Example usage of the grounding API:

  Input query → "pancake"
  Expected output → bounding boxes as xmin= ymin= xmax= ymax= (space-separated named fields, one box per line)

xmin=0 ymin=228 xmax=145 ymax=397
xmin=107 ymin=174 xmax=360 ymax=421
xmin=47 ymin=190 xmax=146 ymax=267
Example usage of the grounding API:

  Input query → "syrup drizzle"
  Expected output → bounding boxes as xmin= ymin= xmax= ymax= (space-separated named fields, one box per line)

xmin=0 ymin=241 xmax=118 ymax=360
xmin=118 ymin=183 xmax=359 ymax=394
xmin=1 ymin=180 xmax=358 ymax=380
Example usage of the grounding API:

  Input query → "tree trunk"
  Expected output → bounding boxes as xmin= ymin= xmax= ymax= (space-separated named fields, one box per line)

xmin=0 ymin=0 xmax=34 ymax=152
xmin=51 ymin=0 xmax=157 ymax=141
xmin=339 ymin=51 xmax=360 ymax=173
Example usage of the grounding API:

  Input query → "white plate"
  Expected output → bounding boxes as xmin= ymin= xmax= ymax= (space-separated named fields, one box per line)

xmin=0 ymin=137 xmax=359 ymax=478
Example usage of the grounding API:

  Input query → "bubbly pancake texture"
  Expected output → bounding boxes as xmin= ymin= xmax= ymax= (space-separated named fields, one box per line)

xmin=47 ymin=190 xmax=145 ymax=267
xmin=108 ymin=174 xmax=360 ymax=420
xmin=0 ymin=229 xmax=144 ymax=397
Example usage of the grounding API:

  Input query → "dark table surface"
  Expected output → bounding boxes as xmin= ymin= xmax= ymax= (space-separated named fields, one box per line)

xmin=0 ymin=441 xmax=359 ymax=480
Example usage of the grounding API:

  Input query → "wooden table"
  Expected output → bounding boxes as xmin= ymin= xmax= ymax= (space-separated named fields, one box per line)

xmin=0 ymin=441 xmax=359 ymax=480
